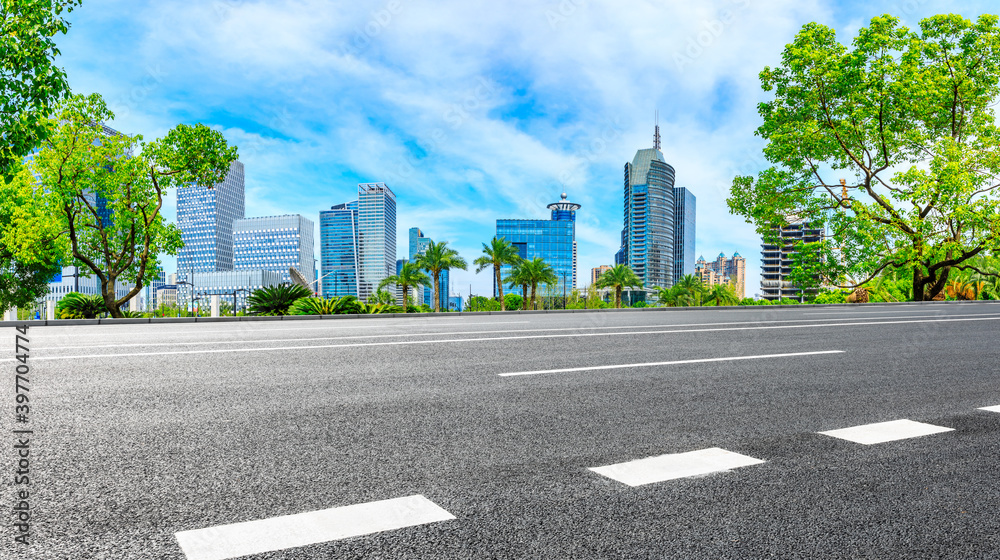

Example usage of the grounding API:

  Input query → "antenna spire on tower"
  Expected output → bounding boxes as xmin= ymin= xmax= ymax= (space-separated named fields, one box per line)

xmin=654 ymin=110 xmax=661 ymax=150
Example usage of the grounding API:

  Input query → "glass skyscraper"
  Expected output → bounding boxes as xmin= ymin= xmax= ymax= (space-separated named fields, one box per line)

xmin=496 ymin=193 xmax=580 ymax=297
xmin=619 ymin=127 xmax=675 ymax=292
xmin=234 ymin=214 xmax=315 ymax=286
xmin=319 ymin=184 xmax=396 ymax=302
xmin=357 ymin=183 xmax=396 ymax=302
xmin=319 ymin=201 xmax=359 ymax=299
xmin=672 ymin=186 xmax=696 ymax=284
xmin=176 ymin=160 xmax=246 ymax=275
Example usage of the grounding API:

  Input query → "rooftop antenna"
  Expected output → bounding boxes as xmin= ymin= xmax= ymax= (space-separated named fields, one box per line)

xmin=654 ymin=110 xmax=661 ymax=150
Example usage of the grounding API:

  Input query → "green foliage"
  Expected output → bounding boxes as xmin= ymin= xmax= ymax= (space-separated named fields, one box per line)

xmin=594 ymin=264 xmax=643 ymax=308
xmin=466 ymin=296 xmax=502 ymax=312
xmin=474 ymin=237 xmax=522 ymax=311
xmin=729 ymin=14 xmax=1000 ymax=301
xmin=776 ymin=298 xmax=801 ymax=305
xmin=704 ymin=283 xmax=740 ymax=307
xmin=813 ymin=290 xmax=848 ymax=304
xmin=416 ymin=240 xmax=467 ymax=312
xmin=55 ymin=292 xmax=105 ymax=319
xmin=656 ymin=275 xmax=704 ymax=307
xmin=0 ymin=0 xmax=81 ymax=179
xmin=517 ymin=257 xmax=557 ymax=310
xmin=21 ymin=93 xmax=238 ymax=318
xmin=247 ymin=284 xmax=312 ymax=316
xmin=503 ymin=293 xmax=523 ymax=310
xmin=632 ymin=301 xmax=648 ymax=308
xmin=377 ymin=261 xmax=430 ymax=311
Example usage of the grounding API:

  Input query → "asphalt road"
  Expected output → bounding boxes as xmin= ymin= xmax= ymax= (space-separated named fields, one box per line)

xmin=3 ymin=303 xmax=1000 ymax=559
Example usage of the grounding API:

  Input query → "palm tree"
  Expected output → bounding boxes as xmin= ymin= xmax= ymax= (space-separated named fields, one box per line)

xmin=594 ymin=264 xmax=643 ymax=308
xmin=416 ymin=240 xmax=467 ymax=312
xmin=473 ymin=237 xmax=521 ymax=311
xmin=704 ymin=283 xmax=739 ymax=307
xmin=377 ymin=261 xmax=430 ymax=312
xmin=504 ymin=260 xmax=531 ymax=310
xmin=518 ymin=257 xmax=557 ymax=310
xmin=655 ymin=285 xmax=695 ymax=307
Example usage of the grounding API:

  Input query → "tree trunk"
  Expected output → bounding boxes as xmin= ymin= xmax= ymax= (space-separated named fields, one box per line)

xmin=433 ymin=274 xmax=440 ymax=312
xmin=401 ymin=283 xmax=408 ymax=312
xmin=103 ymin=277 xmax=124 ymax=318
xmin=615 ymin=287 xmax=622 ymax=308
xmin=521 ymin=284 xmax=528 ymax=310
xmin=530 ymin=283 xmax=537 ymax=310
xmin=496 ymin=267 xmax=505 ymax=311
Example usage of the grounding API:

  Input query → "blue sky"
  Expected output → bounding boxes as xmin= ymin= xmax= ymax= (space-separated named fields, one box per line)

xmin=55 ymin=0 xmax=997 ymax=297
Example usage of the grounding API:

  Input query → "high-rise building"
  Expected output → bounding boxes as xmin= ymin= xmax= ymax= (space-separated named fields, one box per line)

xmin=176 ymin=161 xmax=245 ymax=275
xmin=407 ymin=227 xmax=448 ymax=309
xmin=673 ymin=186 xmax=696 ymax=284
xmin=357 ymin=183 xmax=396 ymax=302
xmin=320 ymin=184 xmax=396 ymax=302
xmin=234 ymin=214 xmax=315 ymax=286
xmin=319 ymin=201 xmax=359 ymax=299
xmin=760 ymin=220 xmax=823 ymax=301
xmin=619 ymin=126 xmax=675 ymax=295
xmin=695 ymin=252 xmax=747 ymax=299
xmin=497 ymin=193 xmax=580 ymax=297
xmin=591 ymin=265 xmax=612 ymax=285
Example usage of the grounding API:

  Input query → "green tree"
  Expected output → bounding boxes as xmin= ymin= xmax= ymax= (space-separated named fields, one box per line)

xmin=415 ymin=240 xmax=467 ymax=312
xmin=517 ymin=257 xmax=557 ymax=310
xmin=54 ymin=292 xmax=104 ymax=319
xmin=367 ymin=288 xmax=397 ymax=306
xmin=22 ymin=94 xmax=238 ymax=317
xmin=704 ymin=283 xmax=739 ymax=307
xmin=593 ymin=264 xmax=642 ymax=308
xmin=656 ymin=274 xmax=706 ymax=307
xmin=247 ymin=284 xmax=311 ymax=316
xmin=473 ymin=237 xmax=521 ymax=311
xmin=0 ymin=0 xmax=81 ymax=179
xmin=377 ymin=261 xmax=430 ymax=312
xmin=729 ymin=14 xmax=1000 ymax=301
xmin=503 ymin=260 xmax=531 ymax=310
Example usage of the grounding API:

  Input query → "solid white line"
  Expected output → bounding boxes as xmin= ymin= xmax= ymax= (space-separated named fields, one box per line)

xmin=10 ymin=315 xmax=1000 ymax=362
xmin=36 ymin=312 xmax=992 ymax=350
xmin=174 ymin=494 xmax=454 ymax=560
xmin=589 ymin=447 xmax=765 ymax=487
xmin=498 ymin=350 xmax=844 ymax=377
xmin=979 ymin=405 xmax=1000 ymax=413
xmin=27 ymin=321 xmax=530 ymax=338
xmin=818 ymin=419 xmax=954 ymax=445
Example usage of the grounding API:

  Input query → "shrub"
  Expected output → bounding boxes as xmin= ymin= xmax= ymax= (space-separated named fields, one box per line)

xmin=247 ymin=284 xmax=313 ymax=315
xmin=813 ymin=290 xmax=847 ymax=304
xmin=55 ymin=292 xmax=106 ymax=319
xmin=503 ymin=293 xmax=523 ymax=310
xmin=632 ymin=301 xmax=648 ymax=308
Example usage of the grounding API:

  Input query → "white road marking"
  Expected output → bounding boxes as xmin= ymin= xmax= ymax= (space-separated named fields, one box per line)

xmin=27 ymin=321 xmax=530 ymax=338
xmin=498 ymin=350 xmax=844 ymax=377
xmin=818 ymin=419 xmax=954 ymax=445
xmin=590 ymin=447 xmax=765 ymax=487
xmin=174 ymin=494 xmax=454 ymax=560
xmin=979 ymin=405 xmax=1000 ymax=413
xmin=41 ymin=313 xmax=979 ymax=349
xmin=10 ymin=315 xmax=1000 ymax=362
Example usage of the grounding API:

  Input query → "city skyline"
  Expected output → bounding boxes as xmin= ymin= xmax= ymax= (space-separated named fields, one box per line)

xmin=50 ymin=0 xmax=1000 ymax=298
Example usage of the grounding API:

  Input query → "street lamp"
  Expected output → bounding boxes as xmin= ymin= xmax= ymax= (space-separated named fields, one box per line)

xmin=175 ymin=280 xmax=193 ymax=316
xmin=233 ymin=288 xmax=250 ymax=317
xmin=561 ymin=271 xmax=568 ymax=309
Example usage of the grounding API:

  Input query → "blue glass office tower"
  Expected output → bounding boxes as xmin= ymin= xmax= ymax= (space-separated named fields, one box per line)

xmin=619 ymin=127 xmax=675 ymax=291
xmin=672 ymin=186 xmax=696 ymax=284
xmin=234 ymin=214 xmax=315 ymax=286
xmin=177 ymin=161 xmax=245 ymax=275
xmin=497 ymin=193 xmax=580 ymax=297
xmin=408 ymin=226 xmax=448 ymax=309
xmin=319 ymin=201 xmax=359 ymax=299
xmin=319 ymin=183 xmax=396 ymax=301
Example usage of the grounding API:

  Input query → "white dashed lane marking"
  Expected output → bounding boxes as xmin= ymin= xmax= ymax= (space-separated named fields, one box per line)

xmin=589 ymin=447 xmax=765 ymax=487
xmin=174 ymin=495 xmax=455 ymax=560
xmin=818 ymin=419 xmax=954 ymax=445
xmin=980 ymin=405 xmax=1000 ymax=413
